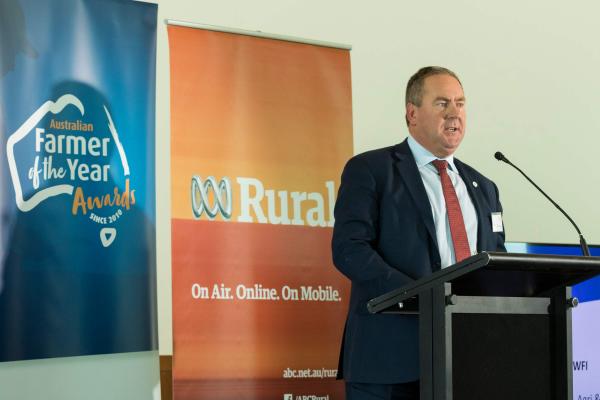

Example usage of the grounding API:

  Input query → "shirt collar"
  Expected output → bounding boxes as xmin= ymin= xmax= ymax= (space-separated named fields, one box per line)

xmin=407 ymin=135 xmax=458 ymax=173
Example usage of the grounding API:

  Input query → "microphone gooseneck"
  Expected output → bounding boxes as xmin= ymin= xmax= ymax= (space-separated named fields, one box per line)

xmin=494 ymin=151 xmax=590 ymax=256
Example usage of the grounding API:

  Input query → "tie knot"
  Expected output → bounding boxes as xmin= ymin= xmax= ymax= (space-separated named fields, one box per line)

xmin=432 ymin=159 xmax=448 ymax=172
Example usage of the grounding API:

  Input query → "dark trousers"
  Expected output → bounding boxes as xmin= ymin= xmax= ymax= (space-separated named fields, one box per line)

xmin=345 ymin=381 xmax=419 ymax=400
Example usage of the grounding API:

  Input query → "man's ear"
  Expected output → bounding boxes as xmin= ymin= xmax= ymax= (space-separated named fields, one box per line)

xmin=406 ymin=103 xmax=418 ymax=126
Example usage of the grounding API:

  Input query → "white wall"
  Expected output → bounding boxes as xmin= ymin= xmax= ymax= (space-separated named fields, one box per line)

xmin=156 ymin=0 xmax=600 ymax=355
xmin=0 ymin=351 xmax=159 ymax=400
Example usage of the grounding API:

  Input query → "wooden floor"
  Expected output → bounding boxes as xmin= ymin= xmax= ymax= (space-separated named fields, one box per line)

xmin=160 ymin=355 xmax=173 ymax=400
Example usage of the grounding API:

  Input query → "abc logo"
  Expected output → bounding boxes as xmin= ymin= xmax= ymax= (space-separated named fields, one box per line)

xmin=191 ymin=176 xmax=232 ymax=220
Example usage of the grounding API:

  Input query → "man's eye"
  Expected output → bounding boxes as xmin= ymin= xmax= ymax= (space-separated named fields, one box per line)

xmin=456 ymin=102 xmax=465 ymax=108
xmin=436 ymin=102 xmax=447 ymax=107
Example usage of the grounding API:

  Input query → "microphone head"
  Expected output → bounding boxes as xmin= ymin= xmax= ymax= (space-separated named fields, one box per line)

xmin=494 ymin=151 xmax=507 ymax=162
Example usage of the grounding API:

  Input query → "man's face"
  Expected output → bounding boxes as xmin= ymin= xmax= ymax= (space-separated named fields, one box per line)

xmin=406 ymin=74 xmax=466 ymax=158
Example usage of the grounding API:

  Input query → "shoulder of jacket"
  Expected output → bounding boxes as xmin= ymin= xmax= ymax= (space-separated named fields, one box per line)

xmin=348 ymin=144 xmax=399 ymax=165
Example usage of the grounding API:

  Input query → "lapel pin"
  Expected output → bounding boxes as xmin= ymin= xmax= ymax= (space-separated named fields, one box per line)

xmin=472 ymin=181 xmax=478 ymax=188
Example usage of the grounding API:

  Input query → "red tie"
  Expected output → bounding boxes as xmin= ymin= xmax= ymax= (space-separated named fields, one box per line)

xmin=432 ymin=160 xmax=471 ymax=262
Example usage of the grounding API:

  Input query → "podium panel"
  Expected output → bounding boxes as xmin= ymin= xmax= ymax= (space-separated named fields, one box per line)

xmin=368 ymin=252 xmax=600 ymax=400
xmin=453 ymin=313 xmax=551 ymax=400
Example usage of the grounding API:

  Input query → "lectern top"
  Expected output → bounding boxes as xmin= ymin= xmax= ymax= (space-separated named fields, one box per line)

xmin=367 ymin=252 xmax=600 ymax=314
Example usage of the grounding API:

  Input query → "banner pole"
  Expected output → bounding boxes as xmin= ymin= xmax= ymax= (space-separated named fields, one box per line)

xmin=165 ymin=19 xmax=352 ymax=50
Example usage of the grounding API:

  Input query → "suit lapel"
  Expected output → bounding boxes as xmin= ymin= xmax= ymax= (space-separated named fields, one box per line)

xmin=455 ymin=160 xmax=485 ymax=252
xmin=393 ymin=140 xmax=439 ymax=255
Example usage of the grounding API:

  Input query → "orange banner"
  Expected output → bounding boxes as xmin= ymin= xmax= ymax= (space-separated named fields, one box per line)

xmin=169 ymin=25 xmax=353 ymax=400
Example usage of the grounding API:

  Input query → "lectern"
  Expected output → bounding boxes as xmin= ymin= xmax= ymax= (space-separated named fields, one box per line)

xmin=367 ymin=252 xmax=600 ymax=400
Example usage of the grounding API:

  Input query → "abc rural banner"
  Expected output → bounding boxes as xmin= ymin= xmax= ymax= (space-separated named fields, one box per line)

xmin=169 ymin=25 xmax=353 ymax=399
xmin=0 ymin=0 xmax=157 ymax=361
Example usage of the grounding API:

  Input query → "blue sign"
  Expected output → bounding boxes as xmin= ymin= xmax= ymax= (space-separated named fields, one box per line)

xmin=0 ymin=0 xmax=157 ymax=361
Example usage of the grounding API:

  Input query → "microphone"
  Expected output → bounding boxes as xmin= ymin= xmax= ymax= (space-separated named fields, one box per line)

xmin=494 ymin=151 xmax=591 ymax=256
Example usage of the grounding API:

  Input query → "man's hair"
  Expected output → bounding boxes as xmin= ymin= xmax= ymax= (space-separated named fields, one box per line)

xmin=405 ymin=66 xmax=462 ymax=125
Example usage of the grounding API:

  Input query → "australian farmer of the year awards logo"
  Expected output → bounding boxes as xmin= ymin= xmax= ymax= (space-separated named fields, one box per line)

xmin=6 ymin=89 xmax=136 ymax=248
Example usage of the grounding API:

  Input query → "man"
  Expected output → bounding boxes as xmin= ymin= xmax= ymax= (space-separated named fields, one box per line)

xmin=332 ymin=66 xmax=506 ymax=399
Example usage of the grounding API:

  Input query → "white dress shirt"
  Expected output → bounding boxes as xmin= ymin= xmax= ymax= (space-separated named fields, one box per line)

xmin=407 ymin=136 xmax=478 ymax=268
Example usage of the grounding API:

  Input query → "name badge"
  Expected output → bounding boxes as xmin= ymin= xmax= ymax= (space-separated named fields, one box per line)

xmin=491 ymin=212 xmax=504 ymax=233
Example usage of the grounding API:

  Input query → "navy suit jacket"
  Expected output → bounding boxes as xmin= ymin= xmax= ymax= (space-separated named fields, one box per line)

xmin=332 ymin=139 xmax=506 ymax=383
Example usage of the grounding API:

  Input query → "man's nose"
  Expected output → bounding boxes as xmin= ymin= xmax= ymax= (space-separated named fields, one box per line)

xmin=445 ymin=103 xmax=459 ymax=118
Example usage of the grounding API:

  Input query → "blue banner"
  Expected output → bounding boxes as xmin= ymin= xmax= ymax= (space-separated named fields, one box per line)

xmin=0 ymin=0 xmax=157 ymax=361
